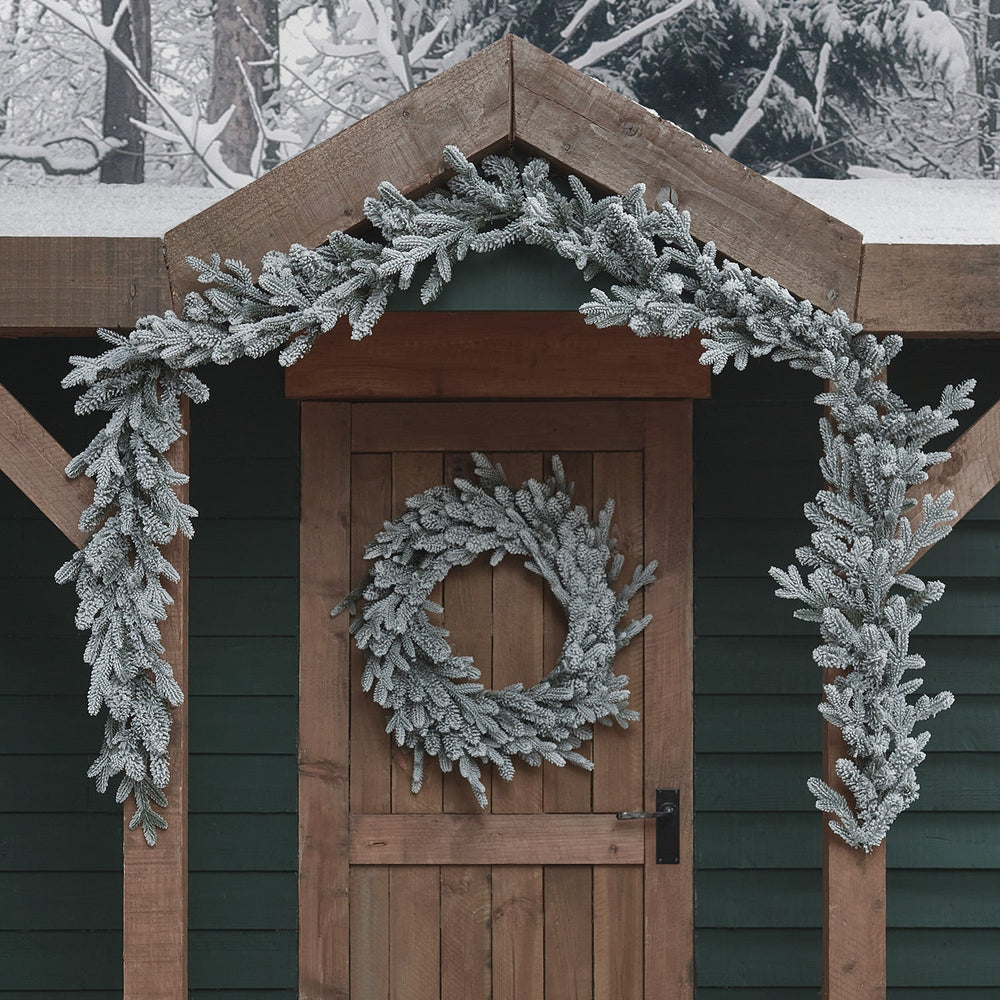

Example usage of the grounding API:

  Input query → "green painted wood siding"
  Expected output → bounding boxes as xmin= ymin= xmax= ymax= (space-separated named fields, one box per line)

xmin=186 ymin=358 xmax=298 ymax=994
xmin=0 ymin=339 xmax=122 ymax=996
xmin=694 ymin=340 xmax=1000 ymax=997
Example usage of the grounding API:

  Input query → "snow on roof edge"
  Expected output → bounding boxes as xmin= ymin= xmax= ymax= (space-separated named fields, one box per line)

xmin=0 ymin=177 xmax=998 ymax=245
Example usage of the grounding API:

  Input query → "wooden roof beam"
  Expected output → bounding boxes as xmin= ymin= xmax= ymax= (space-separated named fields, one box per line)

xmin=164 ymin=37 xmax=514 ymax=304
xmin=509 ymin=36 xmax=864 ymax=312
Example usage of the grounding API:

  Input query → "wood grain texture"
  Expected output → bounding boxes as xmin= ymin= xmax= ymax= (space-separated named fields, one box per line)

xmin=594 ymin=865 xmax=643 ymax=1000
xmin=0 ymin=236 xmax=169 ymax=334
xmin=858 ymin=245 xmax=1000 ymax=333
xmin=389 ymin=867 xmax=439 ymax=1000
xmin=905 ymin=400 xmax=1000 ymax=571
xmin=442 ymin=452 xmax=494 ymax=813
xmin=350 ymin=867 xmax=389 ymax=1000
xmin=299 ymin=402 xmax=351 ymax=999
xmin=543 ymin=452 xmax=593 ymax=814
xmin=823 ymin=716 xmax=887 ymax=1000
xmin=491 ymin=452 xmax=545 ymax=815
xmin=545 ymin=866 xmax=593 ymax=1000
xmin=349 ymin=814 xmax=644 ymax=865
xmin=164 ymin=37 xmax=511 ymax=303
xmin=284 ymin=313 xmax=710 ymax=400
xmin=510 ymin=36 xmax=863 ymax=311
xmin=350 ymin=453 xmax=393 ymax=816
xmin=492 ymin=865 xmax=544 ymax=1000
xmin=123 ymin=399 xmax=188 ymax=999
xmin=390 ymin=452 xmax=444 ymax=811
xmin=0 ymin=381 xmax=90 ymax=546
xmin=642 ymin=401 xmax=695 ymax=998
xmin=440 ymin=866 xmax=492 ymax=1000
xmin=352 ymin=401 xmax=646 ymax=453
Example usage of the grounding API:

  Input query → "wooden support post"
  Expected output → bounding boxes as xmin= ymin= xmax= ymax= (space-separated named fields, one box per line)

xmin=299 ymin=402 xmax=351 ymax=998
xmin=123 ymin=400 xmax=189 ymax=999
xmin=0 ymin=381 xmax=91 ymax=547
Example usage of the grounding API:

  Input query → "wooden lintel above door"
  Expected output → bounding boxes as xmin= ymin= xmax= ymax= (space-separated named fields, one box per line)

xmin=284 ymin=311 xmax=711 ymax=400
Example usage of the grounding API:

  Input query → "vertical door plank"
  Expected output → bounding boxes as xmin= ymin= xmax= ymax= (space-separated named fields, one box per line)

xmin=351 ymin=453 xmax=393 ymax=815
xmin=642 ymin=402 xmax=695 ymax=999
xmin=543 ymin=452 xmax=594 ymax=814
xmin=591 ymin=451 xmax=645 ymax=1000
xmin=442 ymin=451 xmax=495 ymax=813
xmin=493 ymin=865 xmax=545 ymax=999
xmin=591 ymin=452 xmax=644 ymax=815
xmin=300 ymin=402 xmax=351 ymax=999
xmin=545 ymin=865 xmax=594 ymax=1000
xmin=491 ymin=452 xmax=545 ymax=814
xmin=389 ymin=866 xmax=441 ymax=1000
xmin=391 ymin=452 xmax=444 ymax=812
xmin=123 ymin=400 xmax=188 ymax=999
xmin=351 ymin=867 xmax=390 ymax=1000
xmin=593 ymin=865 xmax=643 ymax=1000
xmin=441 ymin=866 xmax=493 ymax=1000
xmin=349 ymin=452 xmax=393 ymax=1000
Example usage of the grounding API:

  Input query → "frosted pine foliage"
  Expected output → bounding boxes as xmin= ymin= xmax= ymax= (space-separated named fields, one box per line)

xmin=60 ymin=146 xmax=970 ymax=848
xmin=332 ymin=453 xmax=654 ymax=807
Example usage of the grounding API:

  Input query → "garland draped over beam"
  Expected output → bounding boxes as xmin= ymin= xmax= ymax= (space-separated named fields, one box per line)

xmin=58 ymin=145 xmax=971 ymax=848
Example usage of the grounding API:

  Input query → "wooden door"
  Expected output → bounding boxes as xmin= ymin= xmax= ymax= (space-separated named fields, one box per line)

xmin=299 ymin=400 xmax=693 ymax=999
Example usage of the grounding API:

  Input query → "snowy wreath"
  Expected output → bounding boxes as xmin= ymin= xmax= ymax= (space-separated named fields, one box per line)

xmin=60 ymin=145 xmax=971 ymax=849
xmin=332 ymin=452 xmax=655 ymax=808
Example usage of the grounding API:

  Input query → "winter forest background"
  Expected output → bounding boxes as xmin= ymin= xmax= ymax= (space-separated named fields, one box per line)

xmin=0 ymin=0 xmax=993 ymax=187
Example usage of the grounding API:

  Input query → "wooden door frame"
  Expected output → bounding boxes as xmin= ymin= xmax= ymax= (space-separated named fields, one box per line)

xmin=297 ymin=398 xmax=695 ymax=997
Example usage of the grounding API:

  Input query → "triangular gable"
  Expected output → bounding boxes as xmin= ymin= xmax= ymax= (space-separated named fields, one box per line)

xmin=164 ymin=36 xmax=862 ymax=313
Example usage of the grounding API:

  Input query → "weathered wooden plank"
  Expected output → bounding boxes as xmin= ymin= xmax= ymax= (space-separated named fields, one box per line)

xmin=284 ymin=314 xmax=710 ymax=400
xmin=543 ymin=452 xmax=593 ymax=814
xmin=823 ymin=714 xmax=886 ymax=1000
xmin=350 ymin=867 xmax=389 ymax=1000
xmin=389 ymin=867 xmax=439 ymax=1000
xmin=591 ymin=451 xmax=644 ymax=816
xmin=350 ymin=452 xmax=393 ymax=816
xmin=593 ymin=865 xmax=643 ymax=999
xmin=0 ymin=382 xmax=90 ymax=547
xmin=441 ymin=452 xmax=494 ymax=813
xmin=643 ymin=401 xmax=695 ymax=999
xmin=123 ymin=400 xmax=188 ymax=1000
xmin=492 ymin=866 xmax=544 ymax=999
xmin=298 ymin=402 xmax=351 ymax=998
xmin=349 ymin=814 xmax=643 ymax=865
xmin=352 ymin=400 xmax=646 ymax=452
xmin=164 ymin=37 xmax=512 ymax=303
xmin=491 ymin=452 xmax=545 ymax=815
xmin=440 ymin=866 xmax=492 ymax=1000
xmin=858 ymin=245 xmax=1000 ymax=334
xmin=545 ymin=866 xmax=594 ymax=1000
xmin=511 ymin=37 xmax=863 ymax=311
xmin=0 ymin=236 xmax=168 ymax=334
xmin=390 ymin=452 xmax=443 ymax=812
xmin=905 ymin=400 xmax=1000 ymax=570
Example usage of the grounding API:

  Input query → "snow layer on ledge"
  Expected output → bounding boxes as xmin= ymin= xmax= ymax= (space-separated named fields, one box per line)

xmin=0 ymin=185 xmax=227 ymax=237
xmin=773 ymin=177 xmax=1000 ymax=244
xmin=0 ymin=178 xmax=998 ymax=244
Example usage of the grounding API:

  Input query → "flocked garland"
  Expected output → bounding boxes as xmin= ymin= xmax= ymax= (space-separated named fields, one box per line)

xmin=57 ymin=145 xmax=972 ymax=848
xmin=332 ymin=452 xmax=655 ymax=808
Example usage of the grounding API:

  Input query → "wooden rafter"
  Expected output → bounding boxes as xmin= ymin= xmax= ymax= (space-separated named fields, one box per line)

xmin=906 ymin=399 xmax=1000 ymax=570
xmin=509 ymin=36 xmax=863 ymax=312
xmin=0 ymin=381 xmax=90 ymax=547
